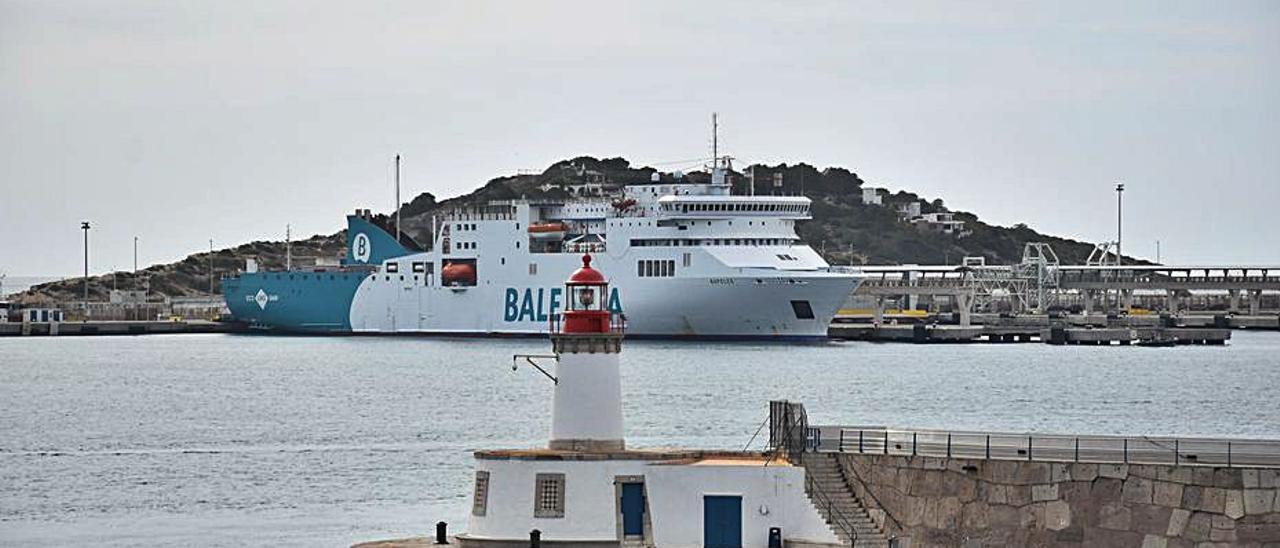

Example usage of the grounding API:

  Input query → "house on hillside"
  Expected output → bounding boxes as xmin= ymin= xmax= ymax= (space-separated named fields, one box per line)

xmin=911 ymin=211 xmax=969 ymax=236
xmin=896 ymin=201 xmax=922 ymax=220
xmin=861 ymin=187 xmax=883 ymax=206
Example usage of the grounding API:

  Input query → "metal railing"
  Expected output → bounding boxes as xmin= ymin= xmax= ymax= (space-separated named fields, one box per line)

xmin=813 ymin=427 xmax=1280 ymax=468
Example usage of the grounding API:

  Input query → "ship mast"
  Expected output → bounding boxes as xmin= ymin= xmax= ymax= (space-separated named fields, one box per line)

xmin=395 ymin=154 xmax=402 ymax=243
xmin=711 ymin=112 xmax=718 ymax=169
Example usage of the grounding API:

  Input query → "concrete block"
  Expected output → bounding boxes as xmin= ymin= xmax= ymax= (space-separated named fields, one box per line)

xmin=1044 ymin=500 xmax=1071 ymax=531
xmin=902 ymin=496 xmax=926 ymax=526
xmin=1202 ymin=487 xmax=1228 ymax=514
xmin=1100 ymin=502 xmax=1132 ymax=531
xmin=1141 ymin=534 xmax=1168 ymax=548
xmin=1059 ymin=480 xmax=1091 ymax=505
xmin=1100 ymin=463 xmax=1130 ymax=479
xmin=1184 ymin=485 xmax=1227 ymax=514
xmin=960 ymin=501 xmax=990 ymax=529
xmin=1154 ymin=480 xmax=1185 ymax=507
xmin=1158 ymin=466 xmax=1192 ymax=485
xmin=1093 ymin=477 xmax=1124 ymax=502
xmin=1084 ymin=527 xmax=1142 ymax=548
xmin=1167 ymin=508 xmax=1191 ymax=537
xmin=1124 ymin=477 xmax=1155 ymax=504
xmin=922 ymin=497 xmax=940 ymax=528
xmin=1213 ymin=468 xmax=1243 ymax=489
xmin=1130 ymin=465 xmax=1158 ymax=480
xmin=987 ymin=484 xmax=1008 ymax=505
xmin=1242 ymin=489 xmax=1274 ymax=515
xmin=1032 ymin=483 xmax=1059 ymax=502
xmin=1209 ymin=528 xmax=1237 ymax=543
xmin=1132 ymin=505 xmax=1174 ymax=535
xmin=943 ymin=473 xmax=977 ymax=502
xmin=1224 ymin=490 xmax=1245 ymax=520
xmin=938 ymin=496 xmax=962 ymax=529
xmin=1006 ymin=485 xmax=1033 ymax=507
xmin=989 ymin=504 xmax=1020 ymax=529
xmin=1070 ymin=462 xmax=1099 ymax=482
xmin=1191 ymin=468 xmax=1216 ymax=487
xmin=895 ymin=468 xmax=913 ymax=493
xmin=1236 ymin=512 xmax=1280 ymax=542
xmin=1020 ymin=502 xmax=1044 ymax=529
xmin=1051 ymin=463 xmax=1071 ymax=482
xmin=1210 ymin=514 xmax=1235 ymax=530
xmin=1013 ymin=462 xmax=1050 ymax=485
xmin=1184 ymin=511 xmax=1212 ymax=542
xmin=1260 ymin=469 xmax=1280 ymax=489
xmin=1242 ymin=469 xmax=1260 ymax=489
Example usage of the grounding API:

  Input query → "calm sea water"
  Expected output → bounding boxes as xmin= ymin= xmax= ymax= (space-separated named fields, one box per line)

xmin=2 ymin=332 xmax=1279 ymax=546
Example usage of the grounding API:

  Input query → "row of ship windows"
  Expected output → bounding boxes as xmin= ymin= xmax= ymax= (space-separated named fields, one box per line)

xmin=630 ymin=238 xmax=798 ymax=247
xmin=383 ymin=262 xmax=432 ymax=273
xmin=638 ymin=259 xmax=676 ymax=278
xmin=663 ymin=203 xmax=808 ymax=214
xmin=263 ymin=273 xmax=362 ymax=281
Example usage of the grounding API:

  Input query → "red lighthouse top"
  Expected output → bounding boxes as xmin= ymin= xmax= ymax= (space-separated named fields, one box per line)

xmin=558 ymin=254 xmax=618 ymax=335
xmin=567 ymin=254 xmax=606 ymax=285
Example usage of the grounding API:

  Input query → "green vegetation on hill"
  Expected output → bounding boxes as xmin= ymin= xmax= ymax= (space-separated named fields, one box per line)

xmin=13 ymin=156 xmax=1128 ymax=305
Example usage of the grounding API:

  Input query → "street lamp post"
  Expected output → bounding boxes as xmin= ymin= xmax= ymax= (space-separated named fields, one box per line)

xmin=208 ymin=239 xmax=214 ymax=295
xmin=1115 ymin=182 xmax=1125 ymax=266
xmin=81 ymin=221 xmax=91 ymax=318
xmin=133 ymin=236 xmax=138 ymax=274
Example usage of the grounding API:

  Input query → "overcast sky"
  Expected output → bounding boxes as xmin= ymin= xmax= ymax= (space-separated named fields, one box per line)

xmin=2 ymin=1 xmax=1277 ymax=276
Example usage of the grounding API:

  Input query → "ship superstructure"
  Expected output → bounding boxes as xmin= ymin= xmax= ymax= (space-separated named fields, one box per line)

xmin=223 ymin=166 xmax=859 ymax=339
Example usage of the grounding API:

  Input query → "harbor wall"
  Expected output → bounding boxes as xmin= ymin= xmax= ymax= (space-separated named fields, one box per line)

xmin=834 ymin=454 xmax=1280 ymax=547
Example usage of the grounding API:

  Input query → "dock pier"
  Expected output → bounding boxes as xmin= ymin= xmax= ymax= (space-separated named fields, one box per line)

xmin=829 ymin=321 xmax=1232 ymax=345
xmin=0 ymin=320 xmax=229 ymax=337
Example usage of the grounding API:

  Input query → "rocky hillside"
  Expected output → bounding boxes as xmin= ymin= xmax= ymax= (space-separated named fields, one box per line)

xmin=12 ymin=156 xmax=1131 ymax=305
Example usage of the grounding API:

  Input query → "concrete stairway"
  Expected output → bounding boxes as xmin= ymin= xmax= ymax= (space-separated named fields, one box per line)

xmin=800 ymin=453 xmax=891 ymax=548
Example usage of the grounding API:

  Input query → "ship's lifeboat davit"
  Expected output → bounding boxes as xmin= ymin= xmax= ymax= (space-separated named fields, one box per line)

xmin=441 ymin=261 xmax=477 ymax=286
xmin=527 ymin=222 xmax=567 ymax=241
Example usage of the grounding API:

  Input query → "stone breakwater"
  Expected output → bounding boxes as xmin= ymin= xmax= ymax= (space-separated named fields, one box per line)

xmin=834 ymin=454 xmax=1280 ymax=547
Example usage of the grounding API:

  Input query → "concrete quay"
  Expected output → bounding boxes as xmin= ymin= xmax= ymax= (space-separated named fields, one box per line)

xmin=0 ymin=319 xmax=229 ymax=337
xmin=828 ymin=323 xmax=1231 ymax=345
xmin=825 ymin=453 xmax=1280 ymax=547
xmin=773 ymin=404 xmax=1280 ymax=548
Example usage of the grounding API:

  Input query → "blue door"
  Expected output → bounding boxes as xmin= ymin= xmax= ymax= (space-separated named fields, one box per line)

xmin=703 ymin=495 xmax=742 ymax=548
xmin=621 ymin=483 xmax=644 ymax=536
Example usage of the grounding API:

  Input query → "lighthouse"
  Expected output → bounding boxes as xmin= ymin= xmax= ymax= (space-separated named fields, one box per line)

xmin=549 ymin=254 xmax=625 ymax=452
xmin=456 ymin=254 xmax=843 ymax=548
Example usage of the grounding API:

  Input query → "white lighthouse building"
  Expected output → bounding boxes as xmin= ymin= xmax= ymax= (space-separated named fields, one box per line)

xmin=457 ymin=255 xmax=843 ymax=548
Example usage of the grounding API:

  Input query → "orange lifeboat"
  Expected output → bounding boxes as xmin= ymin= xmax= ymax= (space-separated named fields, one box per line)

xmin=441 ymin=261 xmax=477 ymax=286
xmin=527 ymin=222 xmax=567 ymax=241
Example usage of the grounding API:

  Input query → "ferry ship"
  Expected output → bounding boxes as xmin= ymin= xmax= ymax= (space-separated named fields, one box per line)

xmin=222 ymin=166 xmax=859 ymax=339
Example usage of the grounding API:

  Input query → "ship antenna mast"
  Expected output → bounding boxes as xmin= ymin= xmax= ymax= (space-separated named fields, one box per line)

xmin=394 ymin=154 xmax=402 ymax=243
xmin=711 ymin=112 xmax=718 ymax=169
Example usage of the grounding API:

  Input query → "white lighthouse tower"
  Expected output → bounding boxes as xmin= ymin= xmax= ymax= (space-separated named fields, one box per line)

xmin=549 ymin=254 xmax=625 ymax=452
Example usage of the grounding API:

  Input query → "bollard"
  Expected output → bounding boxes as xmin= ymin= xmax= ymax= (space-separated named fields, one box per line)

xmin=768 ymin=526 xmax=783 ymax=548
xmin=435 ymin=522 xmax=448 ymax=544
xmin=530 ymin=529 xmax=541 ymax=548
